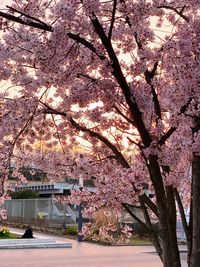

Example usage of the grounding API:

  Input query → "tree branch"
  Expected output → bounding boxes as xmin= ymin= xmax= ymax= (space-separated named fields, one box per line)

xmin=158 ymin=126 xmax=176 ymax=145
xmin=0 ymin=10 xmax=53 ymax=31
xmin=144 ymin=65 xmax=161 ymax=120
xmin=122 ymin=203 xmax=152 ymax=234
xmin=157 ymin=5 xmax=189 ymax=22
xmin=68 ymin=33 xmax=106 ymax=60
xmin=6 ymin=5 xmax=48 ymax=26
xmin=140 ymin=194 xmax=158 ymax=217
xmin=158 ymin=97 xmax=193 ymax=145
xmin=90 ymin=14 xmax=152 ymax=147
xmin=0 ymin=6 xmax=152 ymax=147
xmin=122 ymin=4 xmax=162 ymax=121
xmin=41 ymin=102 xmax=159 ymax=224
xmin=113 ymin=105 xmax=135 ymax=125
xmin=174 ymin=188 xmax=191 ymax=246
xmin=139 ymin=197 xmax=163 ymax=260
xmin=69 ymin=117 xmax=130 ymax=168
xmin=0 ymin=9 xmax=106 ymax=60
xmin=108 ymin=0 xmax=117 ymax=40
xmin=41 ymin=102 xmax=130 ymax=168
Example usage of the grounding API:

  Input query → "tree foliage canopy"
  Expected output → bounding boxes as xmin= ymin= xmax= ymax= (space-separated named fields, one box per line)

xmin=0 ymin=1 xmax=199 ymax=266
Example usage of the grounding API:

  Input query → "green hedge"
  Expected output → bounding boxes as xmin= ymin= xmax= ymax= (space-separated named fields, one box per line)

xmin=9 ymin=189 xmax=39 ymax=199
xmin=64 ymin=225 xmax=78 ymax=236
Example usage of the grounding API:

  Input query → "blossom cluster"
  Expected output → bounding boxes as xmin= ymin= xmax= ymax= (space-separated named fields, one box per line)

xmin=0 ymin=0 xmax=199 ymax=241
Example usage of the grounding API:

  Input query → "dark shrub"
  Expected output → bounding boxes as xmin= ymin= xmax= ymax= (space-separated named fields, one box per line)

xmin=10 ymin=189 xmax=38 ymax=199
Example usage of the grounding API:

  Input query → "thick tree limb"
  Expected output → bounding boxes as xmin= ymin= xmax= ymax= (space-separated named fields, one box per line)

xmin=139 ymin=197 xmax=163 ymax=260
xmin=174 ymin=188 xmax=191 ymax=246
xmin=149 ymin=155 xmax=167 ymax=209
xmin=133 ymin=32 xmax=142 ymax=49
xmin=122 ymin=203 xmax=152 ymax=234
xmin=140 ymin=194 xmax=158 ymax=217
xmin=90 ymin=14 xmax=152 ymax=147
xmin=166 ymin=186 xmax=181 ymax=265
xmin=144 ymin=63 xmax=161 ymax=120
xmin=158 ymin=126 xmax=176 ymax=145
xmin=0 ymin=10 xmax=53 ymax=31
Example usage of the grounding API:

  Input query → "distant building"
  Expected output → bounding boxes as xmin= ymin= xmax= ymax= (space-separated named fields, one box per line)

xmin=9 ymin=166 xmax=47 ymax=182
xmin=14 ymin=182 xmax=96 ymax=198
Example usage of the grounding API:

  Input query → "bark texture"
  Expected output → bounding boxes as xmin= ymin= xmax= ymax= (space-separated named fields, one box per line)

xmin=190 ymin=153 xmax=200 ymax=267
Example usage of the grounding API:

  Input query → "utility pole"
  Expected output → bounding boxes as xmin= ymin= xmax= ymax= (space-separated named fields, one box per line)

xmin=77 ymin=177 xmax=83 ymax=242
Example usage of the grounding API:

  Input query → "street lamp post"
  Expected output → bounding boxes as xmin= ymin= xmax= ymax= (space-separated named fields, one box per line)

xmin=77 ymin=178 xmax=83 ymax=242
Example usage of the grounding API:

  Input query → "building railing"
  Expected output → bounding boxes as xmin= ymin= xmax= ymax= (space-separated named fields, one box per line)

xmin=4 ymin=198 xmax=77 ymax=227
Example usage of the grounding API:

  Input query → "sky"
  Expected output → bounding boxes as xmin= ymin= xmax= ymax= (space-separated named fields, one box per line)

xmin=0 ymin=0 xmax=12 ymax=9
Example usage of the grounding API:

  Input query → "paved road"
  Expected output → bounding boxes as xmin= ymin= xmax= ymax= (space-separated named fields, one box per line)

xmin=0 ymin=228 xmax=187 ymax=267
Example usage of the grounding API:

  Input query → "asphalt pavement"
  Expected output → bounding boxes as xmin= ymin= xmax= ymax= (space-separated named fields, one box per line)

xmin=0 ymin=227 xmax=187 ymax=267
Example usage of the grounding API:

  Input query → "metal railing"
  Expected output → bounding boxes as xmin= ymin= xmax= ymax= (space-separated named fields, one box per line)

xmin=4 ymin=198 xmax=77 ymax=226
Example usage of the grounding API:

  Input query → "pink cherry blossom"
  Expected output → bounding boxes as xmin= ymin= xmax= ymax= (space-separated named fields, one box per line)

xmin=0 ymin=1 xmax=199 ymax=265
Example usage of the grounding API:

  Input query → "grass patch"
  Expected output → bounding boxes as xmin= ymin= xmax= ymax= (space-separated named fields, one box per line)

xmin=84 ymin=234 xmax=153 ymax=246
xmin=128 ymin=235 xmax=153 ymax=246
xmin=0 ymin=233 xmax=21 ymax=239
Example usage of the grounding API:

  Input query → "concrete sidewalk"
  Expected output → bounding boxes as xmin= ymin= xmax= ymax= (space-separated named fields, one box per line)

xmin=0 ymin=227 xmax=187 ymax=267
xmin=0 ymin=227 xmax=72 ymax=249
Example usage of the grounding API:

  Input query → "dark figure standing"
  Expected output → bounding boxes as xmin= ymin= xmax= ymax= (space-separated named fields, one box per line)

xmin=21 ymin=226 xmax=34 ymax=238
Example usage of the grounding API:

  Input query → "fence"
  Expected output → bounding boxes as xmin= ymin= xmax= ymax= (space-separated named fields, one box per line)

xmin=4 ymin=199 xmax=187 ymax=241
xmin=4 ymin=198 xmax=77 ymax=227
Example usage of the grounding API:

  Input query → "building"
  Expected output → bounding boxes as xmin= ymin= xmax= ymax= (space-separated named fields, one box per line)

xmin=14 ymin=182 xmax=96 ymax=198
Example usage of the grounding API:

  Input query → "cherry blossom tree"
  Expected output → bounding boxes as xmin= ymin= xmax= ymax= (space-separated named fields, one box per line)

xmin=0 ymin=1 xmax=199 ymax=266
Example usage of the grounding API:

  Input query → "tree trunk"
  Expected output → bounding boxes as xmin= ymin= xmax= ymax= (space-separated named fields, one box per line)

xmin=190 ymin=153 xmax=200 ymax=267
xmin=158 ymin=202 xmax=181 ymax=267
xmin=149 ymin=155 xmax=181 ymax=267
xmin=174 ymin=188 xmax=192 ymax=266
xmin=166 ymin=186 xmax=181 ymax=267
